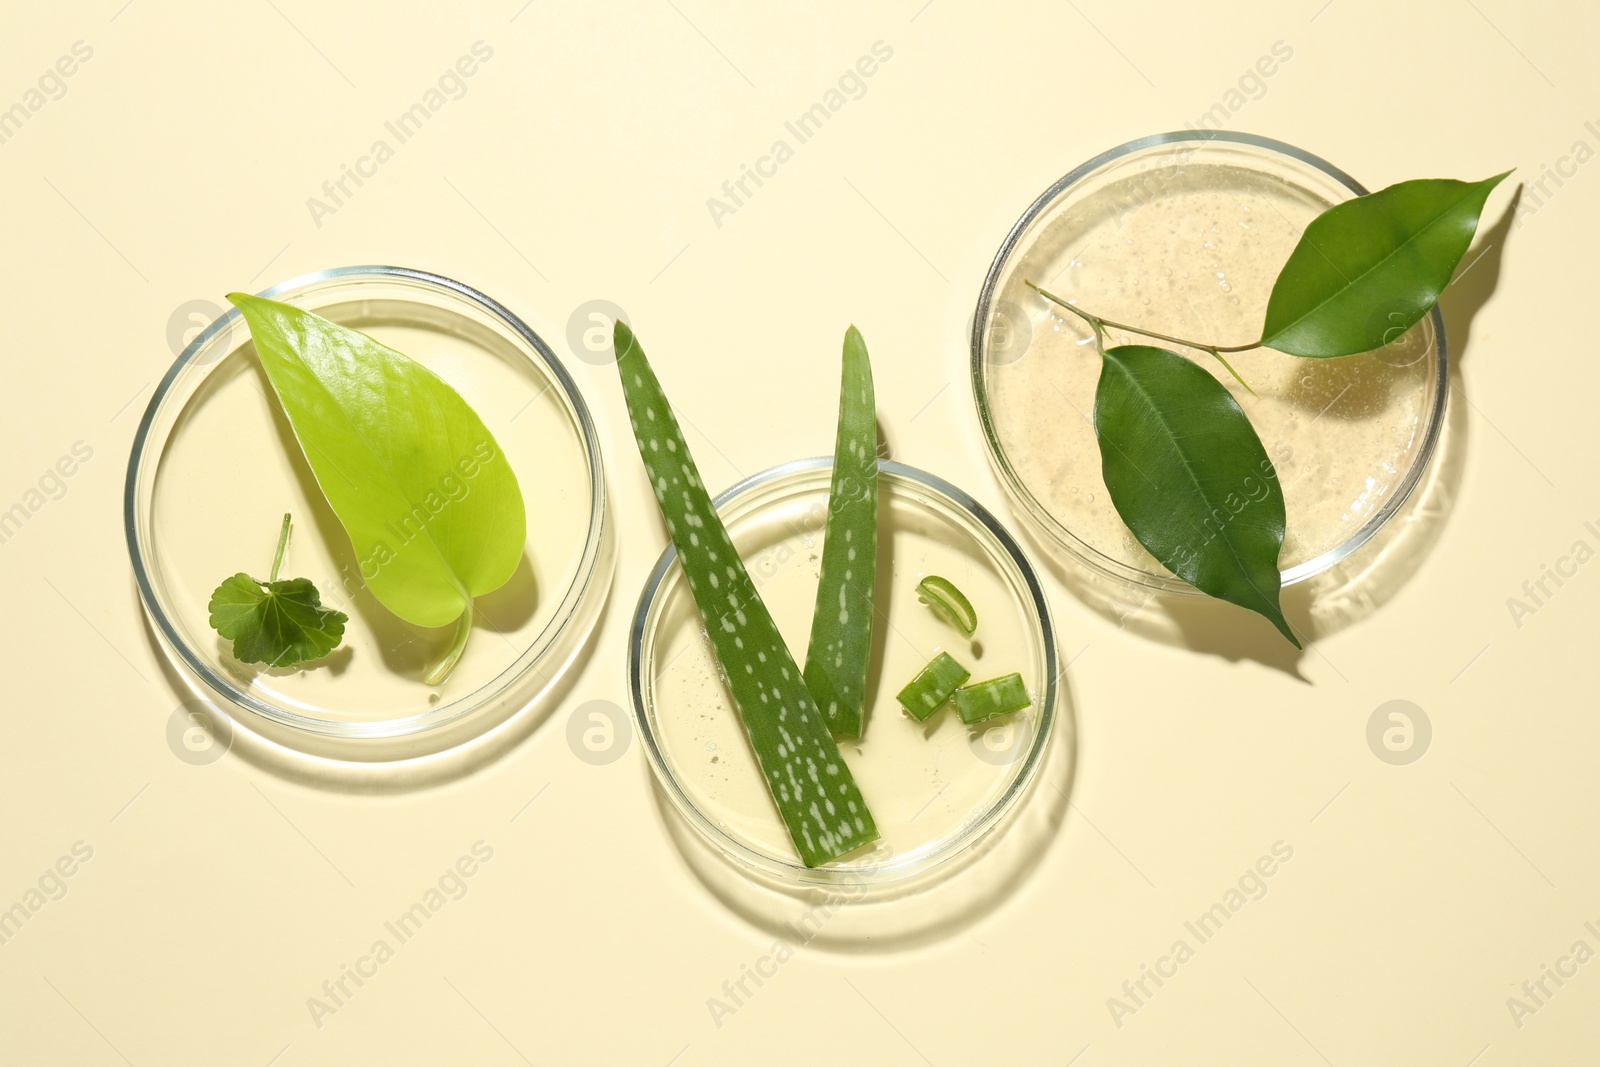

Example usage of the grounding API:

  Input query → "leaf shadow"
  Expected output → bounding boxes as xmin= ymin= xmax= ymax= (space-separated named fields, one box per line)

xmin=1442 ymin=183 xmax=1519 ymax=365
xmin=475 ymin=552 xmax=538 ymax=633
xmin=1162 ymin=584 xmax=1314 ymax=680
xmin=218 ymin=638 xmax=354 ymax=684
xmin=859 ymin=478 xmax=898 ymax=736
xmin=833 ymin=421 xmax=898 ymax=734
xmin=1018 ymin=513 xmax=1313 ymax=680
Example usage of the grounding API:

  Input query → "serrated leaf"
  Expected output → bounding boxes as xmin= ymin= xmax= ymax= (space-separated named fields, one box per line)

xmin=1260 ymin=173 xmax=1510 ymax=357
xmin=209 ymin=573 xmax=348 ymax=667
xmin=802 ymin=325 xmax=878 ymax=738
xmin=1094 ymin=345 xmax=1299 ymax=647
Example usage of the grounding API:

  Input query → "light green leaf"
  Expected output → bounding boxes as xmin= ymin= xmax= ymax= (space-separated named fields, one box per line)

xmin=227 ymin=294 xmax=525 ymax=681
xmin=1094 ymin=345 xmax=1299 ymax=647
xmin=802 ymin=325 xmax=878 ymax=738
xmin=1260 ymin=173 xmax=1510 ymax=357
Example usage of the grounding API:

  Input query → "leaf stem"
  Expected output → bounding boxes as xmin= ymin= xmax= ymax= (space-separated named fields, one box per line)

xmin=423 ymin=602 xmax=473 ymax=686
xmin=269 ymin=512 xmax=292 ymax=583
xmin=1024 ymin=279 xmax=1261 ymax=395
xmin=1025 ymin=280 xmax=1259 ymax=353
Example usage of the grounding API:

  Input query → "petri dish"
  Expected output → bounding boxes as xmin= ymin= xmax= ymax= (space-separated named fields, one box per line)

xmin=126 ymin=266 xmax=614 ymax=760
xmin=629 ymin=458 xmax=1058 ymax=887
xmin=973 ymin=131 xmax=1448 ymax=592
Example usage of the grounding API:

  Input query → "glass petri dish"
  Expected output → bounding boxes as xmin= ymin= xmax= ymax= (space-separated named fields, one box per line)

xmin=629 ymin=458 xmax=1058 ymax=887
xmin=126 ymin=266 xmax=614 ymax=760
xmin=973 ymin=131 xmax=1448 ymax=592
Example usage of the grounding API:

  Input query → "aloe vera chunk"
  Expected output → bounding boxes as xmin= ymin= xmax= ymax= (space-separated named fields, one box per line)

xmin=954 ymin=673 xmax=1031 ymax=725
xmin=896 ymin=651 xmax=971 ymax=722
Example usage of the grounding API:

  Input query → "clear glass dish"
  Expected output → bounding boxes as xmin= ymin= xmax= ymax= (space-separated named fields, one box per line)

xmin=628 ymin=458 xmax=1059 ymax=887
xmin=126 ymin=266 xmax=614 ymax=760
xmin=973 ymin=131 xmax=1448 ymax=592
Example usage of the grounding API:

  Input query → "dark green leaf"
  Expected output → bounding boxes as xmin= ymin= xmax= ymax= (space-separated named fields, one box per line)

xmin=1094 ymin=345 xmax=1299 ymax=647
xmin=1260 ymin=172 xmax=1510 ymax=357
xmin=209 ymin=573 xmax=348 ymax=667
xmin=802 ymin=325 xmax=878 ymax=738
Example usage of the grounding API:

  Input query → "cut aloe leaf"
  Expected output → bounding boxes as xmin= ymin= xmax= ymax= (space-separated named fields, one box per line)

xmin=802 ymin=326 xmax=878 ymax=738
xmin=916 ymin=574 xmax=977 ymax=637
xmin=896 ymin=651 xmax=971 ymax=722
xmin=954 ymin=673 xmax=1031 ymax=725
xmin=612 ymin=322 xmax=879 ymax=867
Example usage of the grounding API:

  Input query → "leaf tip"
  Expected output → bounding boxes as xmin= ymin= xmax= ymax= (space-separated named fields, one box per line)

xmin=1271 ymin=610 xmax=1303 ymax=650
xmin=612 ymin=318 xmax=636 ymax=357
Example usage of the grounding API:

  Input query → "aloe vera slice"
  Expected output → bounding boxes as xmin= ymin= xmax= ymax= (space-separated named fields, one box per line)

xmin=896 ymin=651 xmax=970 ymax=722
xmin=954 ymin=673 xmax=1031 ymax=725
xmin=802 ymin=325 xmax=878 ymax=738
xmin=916 ymin=575 xmax=977 ymax=637
xmin=613 ymin=322 xmax=879 ymax=867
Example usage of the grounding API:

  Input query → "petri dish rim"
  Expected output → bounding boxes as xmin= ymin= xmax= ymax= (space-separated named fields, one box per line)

xmin=627 ymin=456 xmax=1060 ymax=887
xmin=125 ymin=265 xmax=611 ymax=744
xmin=970 ymin=129 xmax=1450 ymax=592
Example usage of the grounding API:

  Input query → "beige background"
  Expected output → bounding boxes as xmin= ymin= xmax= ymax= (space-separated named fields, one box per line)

xmin=2 ymin=0 xmax=1596 ymax=1063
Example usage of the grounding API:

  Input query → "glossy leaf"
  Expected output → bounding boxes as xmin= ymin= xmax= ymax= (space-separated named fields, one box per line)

xmin=1260 ymin=173 xmax=1510 ymax=357
xmin=1094 ymin=345 xmax=1299 ymax=647
xmin=802 ymin=325 xmax=878 ymax=738
xmin=227 ymin=294 xmax=525 ymax=680
xmin=612 ymin=321 xmax=878 ymax=867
